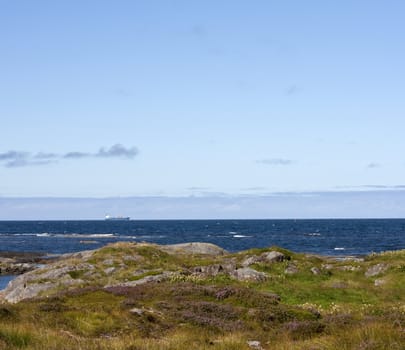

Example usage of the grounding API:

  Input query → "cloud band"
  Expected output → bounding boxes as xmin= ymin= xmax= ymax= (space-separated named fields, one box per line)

xmin=0 ymin=144 xmax=139 ymax=168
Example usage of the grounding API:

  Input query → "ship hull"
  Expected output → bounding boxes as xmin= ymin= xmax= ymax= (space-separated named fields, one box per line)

xmin=105 ymin=216 xmax=130 ymax=221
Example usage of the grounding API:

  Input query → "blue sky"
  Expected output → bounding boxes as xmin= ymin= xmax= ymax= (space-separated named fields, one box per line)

xmin=1 ymin=1 xmax=405 ymax=218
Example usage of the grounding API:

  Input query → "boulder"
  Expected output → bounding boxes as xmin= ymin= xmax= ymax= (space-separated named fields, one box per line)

xmin=365 ymin=263 xmax=389 ymax=277
xmin=129 ymin=307 xmax=145 ymax=316
xmin=105 ymin=272 xmax=173 ymax=288
xmin=36 ymin=263 xmax=94 ymax=280
xmin=261 ymin=251 xmax=285 ymax=263
xmin=102 ymin=259 xmax=114 ymax=266
xmin=1 ymin=263 xmax=95 ymax=303
xmin=310 ymin=267 xmax=321 ymax=275
xmin=3 ymin=276 xmax=57 ymax=304
xmin=192 ymin=261 xmax=236 ymax=277
xmin=374 ymin=278 xmax=386 ymax=287
xmin=285 ymin=264 xmax=299 ymax=275
xmin=231 ymin=267 xmax=267 ymax=282
xmin=241 ymin=255 xmax=261 ymax=267
xmin=122 ymin=254 xmax=144 ymax=262
xmin=193 ymin=264 xmax=224 ymax=276
xmin=161 ymin=242 xmax=227 ymax=256
xmin=104 ymin=267 xmax=116 ymax=275
xmin=322 ymin=264 xmax=334 ymax=270
xmin=0 ymin=263 xmax=37 ymax=275
xmin=59 ymin=250 xmax=95 ymax=261
xmin=247 ymin=340 xmax=264 ymax=350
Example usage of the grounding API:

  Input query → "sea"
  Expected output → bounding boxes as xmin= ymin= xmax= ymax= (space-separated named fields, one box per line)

xmin=1 ymin=219 xmax=404 ymax=289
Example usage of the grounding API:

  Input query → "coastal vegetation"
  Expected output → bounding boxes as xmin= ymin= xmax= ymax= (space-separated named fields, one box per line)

xmin=0 ymin=242 xmax=404 ymax=349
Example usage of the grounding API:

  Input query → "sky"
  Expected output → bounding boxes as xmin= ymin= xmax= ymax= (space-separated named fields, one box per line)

xmin=1 ymin=1 xmax=405 ymax=219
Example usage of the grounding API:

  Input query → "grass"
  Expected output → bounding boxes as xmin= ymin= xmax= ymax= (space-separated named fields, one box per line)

xmin=0 ymin=243 xmax=404 ymax=349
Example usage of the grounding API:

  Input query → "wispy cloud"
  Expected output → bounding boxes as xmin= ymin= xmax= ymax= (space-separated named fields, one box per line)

xmin=0 ymin=151 xmax=29 ymax=161
xmin=285 ymin=84 xmax=301 ymax=96
xmin=187 ymin=187 xmax=211 ymax=191
xmin=256 ymin=158 xmax=294 ymax=165
xmin=366 ymin=162 xmax=381 ymax=169
xmin=63 ymin=152 xmax=90 ymax=159
xmin=337 ymin=184 xmax=405 ymax=190
xmin=242 ymin=186 xmax=269 ymax=191
xmin=0 ymin=144 xmax=139 ymax=168
xmin=96 ymin=144 xmax=138 ymax=158
xmin=6 ymin=159 xmax=57 ymax=168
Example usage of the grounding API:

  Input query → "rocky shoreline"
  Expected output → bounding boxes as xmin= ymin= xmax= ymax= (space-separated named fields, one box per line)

xmin=0 ymin=251 xmax=59 ymax=276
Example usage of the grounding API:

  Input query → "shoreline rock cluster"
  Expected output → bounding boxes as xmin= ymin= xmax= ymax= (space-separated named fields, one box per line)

xmin=0 ymin=251 xmax=56 ymax=276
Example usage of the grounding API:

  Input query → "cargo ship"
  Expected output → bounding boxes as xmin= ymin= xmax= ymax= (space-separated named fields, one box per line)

xmin=104 ymin=215 xmax=130 ymax=221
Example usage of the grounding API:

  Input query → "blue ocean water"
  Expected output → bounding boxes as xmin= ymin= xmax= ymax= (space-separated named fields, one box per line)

xmin=0 ymin=219 xmax=404 ymax=257
xmin=0 ymin=275 xmax=15 ymax=290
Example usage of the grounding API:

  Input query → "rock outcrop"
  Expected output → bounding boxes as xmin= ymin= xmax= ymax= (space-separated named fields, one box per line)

xmin=365 ymin=263 xmax=389 ymax=277
xmin=161 ymin=242 xmax=227 ymax=256
xmin=261 ymin=251 xmax=286 ymax=263
xmin=0 ymin=251 xmax=53 ymax=276
xmin=231 ymin=267 xmax=268 ymax=282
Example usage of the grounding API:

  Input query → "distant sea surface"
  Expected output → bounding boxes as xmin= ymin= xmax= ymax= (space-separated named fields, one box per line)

xmin=1 ymin=219 xmax=404 ymax=257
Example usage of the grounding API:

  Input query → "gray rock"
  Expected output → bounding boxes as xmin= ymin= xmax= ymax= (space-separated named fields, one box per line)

xmin=132 ymin=269 xmax=150 ymax=277
xmin=0 ymin=262 xmax=37 ymax=275
xmin=374 ymin=278 xmax=386 ymax=287
xmin=123 ymin=255 xmax=143 ymax=262
xmin=193 ymin=262 xmax=236 ymax=277
xmin=35 ymin=266 xmax=74 ymax=280
xmin=104 ymin=267 xmax=116 ymax=275
xmin=1 ymin=262 xmax=95 ymax=303
xmin=241 ymin=255 xmax=261 ymax=267
xmin=59 ymin=250 xmax=95 ymax=261
xmin=36 ymin=263 xmax=94 ymax=280
xmin=231 ymin=267 xmax=267 ymax=282
xmin=102 ymin=259 xmax=114 ymax=266
xmin=322 ymin=264 xmax=334 ymax=270
xmin=285 ymin=264 xmax=299 ymax=275
xmin=130 ymin=307 xmax=144 ymax=315
xmin=193 ymin=264 xmax=223 ymax=276
xmin=310 ymin=267 xmax=321 ymax=275
xmin=161 ymin=242 xmax=227 ymax=256
xmin=3 ymin=278 xmax=57 ymax=303
xmin=261 ymin=251 xmax=285 ymax=263
xmin=105 ymin=272 xmax=173 ymax=288
xmin=247 ymin=340 xmax=264 ymax=350
xmin=365 ymin=263 xmax=389 ymax=277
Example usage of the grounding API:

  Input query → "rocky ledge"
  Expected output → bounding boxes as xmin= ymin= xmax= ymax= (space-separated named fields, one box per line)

xmin=0 ymin=251 xmax=58 ymax=275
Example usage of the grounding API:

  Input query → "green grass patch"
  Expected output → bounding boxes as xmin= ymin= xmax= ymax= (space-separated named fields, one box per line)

xmin=67 ymin=270 xmax=85 ymax=279
xmin=0 ymin=329 xmax=33 ymax=348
